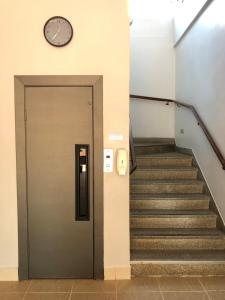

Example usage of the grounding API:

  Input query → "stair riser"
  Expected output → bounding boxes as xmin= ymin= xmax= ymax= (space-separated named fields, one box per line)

xmin=134 ymin=138 xmax=175 ymax=143
xmin=131 ymin=170 xmax=198 ymax=180
xmin=137 ymin=158 xmax=192 ymax=167
xmin=131 ymin=238 xmax=225 ymax=250
xmin=135 ymin=145 xmax=175 ymax=155
xmin=131 ymin=184 xmax=204 ymax=194
xmin=131 ymin=262 xmax=225 ymax=276
xmin=130 ymin=216 xmax=217 ymax=229
xmin=130 ymin=199 xmax=209 ymax=210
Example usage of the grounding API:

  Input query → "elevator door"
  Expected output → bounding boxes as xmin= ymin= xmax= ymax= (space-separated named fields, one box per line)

xmin=25 ymin=86 xmax=93 ymax=278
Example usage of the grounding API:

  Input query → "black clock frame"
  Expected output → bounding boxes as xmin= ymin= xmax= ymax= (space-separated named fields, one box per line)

xmin=43 ymin=16 xmax=73 ymax=47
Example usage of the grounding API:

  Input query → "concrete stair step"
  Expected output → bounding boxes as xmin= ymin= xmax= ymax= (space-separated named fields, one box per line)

xmin=130 ymin=210 xmax=217 ymax=229
xmin=131 ymin=167 xmax=198 ymax=180
xmin=134 ymin=137 xmax=175 ymax=143
xmin=130 ymin=193 xmax=210 ymax=200
xmin=130 ymin=230 xmax=225 ymax=250
xmin=136 ymin=152 xmax=193 ymax=167
xmin=131 ymin=237 xmax=225 ymax=251
xmin=129 ymin=143 xmax=225 ymax=276
xmin=130 ymin=180 xmax=204 ymax=194
xmin=131 ymin=258 xmax=225 ymax=277
xmin=131 ymin=249 xmax=225 ymax=261
xmin=135 ymin=144 xmax=175 ymax=155
xmin=130 ymin=193 xmax=210 ymax=210
xmin=134 ymin=138 xmax=175 ymax=144
xmin=130 ymin=209 xmax=214 ymax=215
xmin=130 ymin=228 xmax=223 ymax=236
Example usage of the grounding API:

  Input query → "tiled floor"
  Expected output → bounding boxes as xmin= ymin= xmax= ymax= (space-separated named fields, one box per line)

xmin=1 ymin=277 xmax=225 ymax=300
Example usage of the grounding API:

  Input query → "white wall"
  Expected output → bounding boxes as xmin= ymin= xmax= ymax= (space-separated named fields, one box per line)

xmin=176 ymin=0 xmax=225 ymax=223
xmin=0 ymin=0 xmax=129 ymax=280
xmin=174 ymin=0 xmax=209 ymax=43
xmin=130 ymin=100 xmax=175 ymax=138
xmin=130 ymin=0 xmax=175 ymax=138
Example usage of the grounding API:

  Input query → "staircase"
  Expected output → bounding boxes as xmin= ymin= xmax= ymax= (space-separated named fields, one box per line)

xmin=130 ymin=138 xmax=225 ymax=276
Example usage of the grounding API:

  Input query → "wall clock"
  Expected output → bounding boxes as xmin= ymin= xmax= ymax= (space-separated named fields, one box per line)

xmin=44 ymin=16 xmax=73 ymax=47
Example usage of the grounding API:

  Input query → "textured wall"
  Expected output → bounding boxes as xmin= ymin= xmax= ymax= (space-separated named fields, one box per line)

xmin=0 ymin=0 xmax=130 ymax=280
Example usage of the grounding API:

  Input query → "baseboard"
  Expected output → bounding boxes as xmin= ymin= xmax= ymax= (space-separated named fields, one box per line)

xmin=0 ymin=268 xmax=18 ymax=281
xmin=176 ymin=146 xmax=225 ymax=230
xmin=0 ymin=266 xmax=130 ymax=281
xmin=104 ymin=266 xmax=131 ymax=280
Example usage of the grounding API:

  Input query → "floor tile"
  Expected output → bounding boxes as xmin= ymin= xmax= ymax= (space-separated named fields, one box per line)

xmin=199 ymin=277 xmax=225 ymax=291
xmin=158 ymin=277 xmax=203 ymax=291
xmin=0 ymin=294 xmax=25 ymax=300
xmin=117 ymin=292 xmax=163 ymax=300
xmin=70 ymin=293 xmax=116 ymax=300
xmin=163 ymin=291 xmax=209 ymax=300
xmin=28 ymin=280 xmax=73 ymax=292
xmin=208 ymin=291 xmax=225 ymax=300
xmin=0 ymin=281 xmax=29 ymax=293
xmin=116 ymin=278 xmax=160 ymax=292
xmin=72 ymin=280 xmax=116 ymax=293
xmin=24 ymin=294 xmax=69 ymax=300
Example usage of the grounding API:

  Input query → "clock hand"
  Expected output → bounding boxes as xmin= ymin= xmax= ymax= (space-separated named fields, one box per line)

xmin=51 ymin=25 xmax=61 ymax=41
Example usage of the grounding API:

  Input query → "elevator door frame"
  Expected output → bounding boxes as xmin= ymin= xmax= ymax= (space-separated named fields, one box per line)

xmin=14 ymin=76 xmax=103 ymax=280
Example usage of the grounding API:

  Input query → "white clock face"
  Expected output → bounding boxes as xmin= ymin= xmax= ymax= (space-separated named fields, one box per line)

xmin=44 ymin=17 xmax=73 ymax=47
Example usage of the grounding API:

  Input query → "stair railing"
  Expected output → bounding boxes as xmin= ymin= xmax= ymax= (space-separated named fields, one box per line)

xmin=130 ymin=94 xmax=225 ymax=170
xmin=130 ymin=117 xmax=137 ymax=174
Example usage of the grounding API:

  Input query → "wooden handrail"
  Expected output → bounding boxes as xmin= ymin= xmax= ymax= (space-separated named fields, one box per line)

xmin=130 ymin=94 xmax=174 ymax=103
xmin=130 ymin=94 xmax=225 ymax=170
xmin=130 ymin=117 xmax=137 ymax=174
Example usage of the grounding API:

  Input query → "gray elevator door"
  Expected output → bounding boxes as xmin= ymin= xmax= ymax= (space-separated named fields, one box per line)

xmin=25 ymin=86 xmax=93 ymax=278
